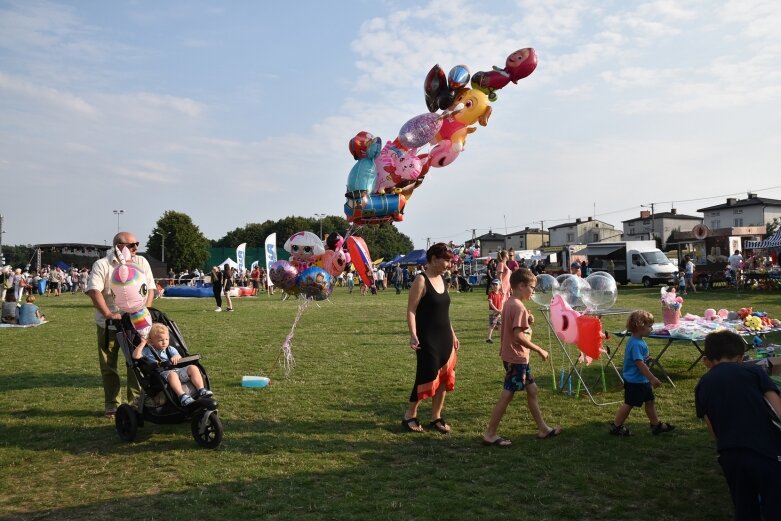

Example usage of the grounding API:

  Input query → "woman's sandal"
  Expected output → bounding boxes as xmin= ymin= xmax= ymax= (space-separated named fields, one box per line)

xmin=401 ymin=417 xmax=424 ymax=432
xmin=482 ymin=436 xmax=512 ymax=447
xmin=429 ymin=418 xmax=451 ymax=434
xmin=651 ymin=422 xmax=676 ymax=435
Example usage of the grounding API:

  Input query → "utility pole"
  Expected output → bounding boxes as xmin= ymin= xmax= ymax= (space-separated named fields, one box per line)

xmin=156 ymin=231 xmax=166 ymax=263
xmin=0 ymin=213 xmax=4 ymax=265
xmin=113 ymin=209 xmax=124 ymax=232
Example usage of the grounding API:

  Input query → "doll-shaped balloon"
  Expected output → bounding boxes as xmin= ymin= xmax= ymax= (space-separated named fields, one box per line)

xmin=284 ymin=231 xmax=325 ymax=272
xmin=550 ymin=294 xmax=603 ymax=359
xmin=110 ymin=246 xmax=152 ymax=338
xmin=319 ymin=232 xmax=350 ymax=278
xmin=373 ymin=141 xmax=423 ymax=194
xmin=346 ymin=132 xmax=383 ymax=194
xmin=471 ymin=48 xmax=537 ymax=101
xmin=429 ymin=88 xmax=492 ymax=168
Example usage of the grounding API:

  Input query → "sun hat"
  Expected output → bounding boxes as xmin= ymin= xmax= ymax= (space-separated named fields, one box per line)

xmin=491 ymin=279 xmax=500 ymax=285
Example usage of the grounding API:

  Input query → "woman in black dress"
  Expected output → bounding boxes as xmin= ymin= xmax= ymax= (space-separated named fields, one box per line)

xmin=222 ymin=264 xmax=234 ymax=311
xmin=211 ymin=266 xmax=222 ymax=311
xmin=402 ymin=243 xmax=460 ymax=433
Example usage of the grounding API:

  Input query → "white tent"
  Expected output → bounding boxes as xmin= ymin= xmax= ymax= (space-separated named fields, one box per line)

xmin=217 ymin=257 xmax=239 ymax=269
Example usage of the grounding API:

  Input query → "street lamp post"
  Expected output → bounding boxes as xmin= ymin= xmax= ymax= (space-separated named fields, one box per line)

xmin=156 ymin=231 xmax=166 ymax=263
xmin=314 ymin=213 xmax=325 ymax=239
xmin=113 ymin=209 xmax=125 ymax=232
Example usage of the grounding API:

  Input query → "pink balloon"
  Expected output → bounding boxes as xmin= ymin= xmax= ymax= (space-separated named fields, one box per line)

xmin=110 ymin=261 xmax=148 ymax=312
xmin=398 ymin=113 xmax=443 ymax=149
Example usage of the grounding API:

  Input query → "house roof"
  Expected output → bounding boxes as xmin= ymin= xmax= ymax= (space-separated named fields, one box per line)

xmin=622 ymin=212 xmax=702 ymax=224
xmin=471 ymin=231 xmax=505 ymax=241
xmin=548 ymin=219 xmax=615 ymax=230
xmin=698 ymin=196 xmax=781 ymax=212
xmin=505 ymin=228 xmax=547 ymax=236
xmin=33 ymin=243 xmax=111 ymax=250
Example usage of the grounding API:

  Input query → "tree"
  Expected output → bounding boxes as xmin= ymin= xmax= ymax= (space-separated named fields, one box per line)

xmin=0 ymin=244 xmax=34 ymax=268
xmin=146 ymin=211 xmax=209 ymax=273
xmin=767 ymin=217 xmax=780 ymax=235
xmin=352 ymin=223 xmax=414 ymax=260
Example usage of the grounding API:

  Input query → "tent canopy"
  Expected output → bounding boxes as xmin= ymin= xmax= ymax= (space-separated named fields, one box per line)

xmin=745 ymin=229 xmax=781 ymax=249
xmin=396 ymin=249 xmax=426 ymax=266
xmin=217 ymin=257 xmax=239 ymax=269
xmin=379 ymin=254 xmax=404 ymax=268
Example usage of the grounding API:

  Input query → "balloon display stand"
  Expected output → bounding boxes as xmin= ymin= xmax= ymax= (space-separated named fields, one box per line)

xmin=241 ymin=376 xmax=270 ymax=388
xmin=540 ymin=307 xmax=630 ymax=406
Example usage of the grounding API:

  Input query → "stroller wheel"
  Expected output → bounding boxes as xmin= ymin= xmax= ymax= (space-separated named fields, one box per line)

xmin=115 ymin=404 xmax=139 ymax=442
xmin=192 ymin=410 xmax=223 ymax=449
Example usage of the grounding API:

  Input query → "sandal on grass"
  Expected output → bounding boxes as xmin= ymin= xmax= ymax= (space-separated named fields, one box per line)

xmin=536 ymin=426 xmax=562 ymax=440
xmin=609 ymin=423 xmax=631 ymax=436
xmin=651 ymin=422 xmax=676 ymax=435
xmin=401 ymin=417 xmax=424 ymax=432
xmin=482 ymin=436 xmax=512 ymax=447
xmin=428 ymin=418 xmax=450 ymax=434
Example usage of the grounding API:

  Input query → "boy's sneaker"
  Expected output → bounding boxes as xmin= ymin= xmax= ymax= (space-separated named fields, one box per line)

xmin=197 ymin=388 xmax=214 ymax=398
xmin=609 ymin=423 xmax=631 ymax=436
xmin=215 ymin=307 xmax=222 ymax=312
xmin=180 ymin=394 xmax=195 ymax=406
xmin=486 ymin=338 xmax=493 ymax=344
xmin=651 ymin=422 xmax=676 ymax=435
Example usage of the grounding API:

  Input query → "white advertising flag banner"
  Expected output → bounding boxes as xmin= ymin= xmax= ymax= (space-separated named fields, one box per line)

xmin=264 ymin=233 xmax=277 ymax=287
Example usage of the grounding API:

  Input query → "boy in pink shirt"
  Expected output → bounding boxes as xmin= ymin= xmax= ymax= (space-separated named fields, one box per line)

xmin=482 ymin=268 xmax=562 ymax=447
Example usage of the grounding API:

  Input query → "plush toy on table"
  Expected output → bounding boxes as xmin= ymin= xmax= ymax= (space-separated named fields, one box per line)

xmin=110 ymin=246 xmax=153 ymax=338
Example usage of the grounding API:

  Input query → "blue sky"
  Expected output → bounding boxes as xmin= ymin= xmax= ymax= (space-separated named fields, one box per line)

xmin=1 ymin=0 xmax=780 ymax=251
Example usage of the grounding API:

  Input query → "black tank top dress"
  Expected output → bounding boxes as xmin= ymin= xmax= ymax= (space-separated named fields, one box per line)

xmin=410 ymin=273 xmax=457 ymax=402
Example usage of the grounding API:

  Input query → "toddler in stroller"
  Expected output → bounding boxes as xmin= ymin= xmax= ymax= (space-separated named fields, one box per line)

xmin=114 ymin=307 xmax=223 ymax=448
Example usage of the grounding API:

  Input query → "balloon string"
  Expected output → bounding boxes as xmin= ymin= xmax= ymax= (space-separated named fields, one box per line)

xmin=280 ymin=297 xmax=309 ymax=376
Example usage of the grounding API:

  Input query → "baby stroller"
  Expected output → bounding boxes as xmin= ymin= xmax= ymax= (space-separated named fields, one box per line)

xmin=113 ymin=307 xmax=223 ymax=448
xmin=457 ymin=275 xmax=473 ymax=292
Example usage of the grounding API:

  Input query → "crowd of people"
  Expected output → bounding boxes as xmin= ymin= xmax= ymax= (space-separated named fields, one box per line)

xmin=1 ymin=264 xmax=92 ymax=324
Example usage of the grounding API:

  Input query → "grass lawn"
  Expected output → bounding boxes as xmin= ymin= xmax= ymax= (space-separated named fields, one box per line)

xmin=1 ymin=284 xmax=779 ymax=520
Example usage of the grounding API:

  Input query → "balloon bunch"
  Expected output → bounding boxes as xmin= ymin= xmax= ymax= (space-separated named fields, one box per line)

xmin=535 ymin=272 xmax=618 ymax=360
xmin=268 ymin=231 xmax=348 ymax=301
xmin=110 ymin=246 xmax=153 ymax=338
xmin=451 ymin=243 xmax=481 ymax=261
xmin=344 ymin=48 xmax=537 ymax=226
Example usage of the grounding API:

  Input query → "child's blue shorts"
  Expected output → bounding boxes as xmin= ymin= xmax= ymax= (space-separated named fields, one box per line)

xmin=502 ymin=362 xmax=535 ymax=392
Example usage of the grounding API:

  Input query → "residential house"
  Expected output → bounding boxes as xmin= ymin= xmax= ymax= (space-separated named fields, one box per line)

xmin=504 ymin=227 xmax=549 ymax=250
xmin=466 ymin=231 xmax=505 ymax=254
xmin=622 ymin=208 xmax=702 ymax=248
xmin=698 ymin=193 xmax=781 ymax=230
xmin=548 ymin=217 xmax=620 ymax=247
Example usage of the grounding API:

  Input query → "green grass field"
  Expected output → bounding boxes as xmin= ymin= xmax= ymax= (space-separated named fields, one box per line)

xmin=1 ymin=285 xmax=779 ymax=521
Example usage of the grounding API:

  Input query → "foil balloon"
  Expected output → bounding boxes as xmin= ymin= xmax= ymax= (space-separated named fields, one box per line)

xmin=582 ymin=272 xmax=617 ymax=312
xmin=320 ymin=249 xmax=348 ymax=278
xmin=530 ymin=273 xmax=559 ymax=307
xmin=269 ymin=260 xmax=299 ymax=292
xmin=297 ymin=267 xmax=332 ymax=301
xmin=424 ymin=64 xmax=454 ymax=112
xmin=349 ymin=131 xmax=375 ymax=160
xmin=549 ymin=294 xmax=580 ymax=344
xmin=447 ymin=65 xmax=471 ymax=89
xmin=346 ymin=236 xmax=374 ymax=287
xmin=284 ymin=231 xmax=325 ymax=271
xmin=398 ymin=113 xmax=443 ymax=149
xmin=373 ymin=141 xmax=423 ymax=194
xmin=429 ymin=88 xmax=491 ymax=168
xmin=505 ymin=48 xmax=538 ymax=82
xmin=346 ymin=134 xmax=383 ymax=193
xmin=111 ymin=261 xmax=148 ymax=312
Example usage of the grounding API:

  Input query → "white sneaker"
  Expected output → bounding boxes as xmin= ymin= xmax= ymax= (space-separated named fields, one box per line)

xmin=215 ymin=307 xmax=222 ymax=312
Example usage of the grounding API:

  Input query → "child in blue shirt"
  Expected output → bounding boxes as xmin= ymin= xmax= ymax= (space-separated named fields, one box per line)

xmin=132 ymin=323 xmax=212 ymax=406
xmin=610 ymin=310 xmax=675 ymax=436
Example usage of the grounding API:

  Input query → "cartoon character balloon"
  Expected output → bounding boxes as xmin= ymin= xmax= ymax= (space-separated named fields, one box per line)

xmin=346 ymin=132 xmax=383 ymax=193
xmin=110 ymin=246 xmax=152 ymax=337
xmin=373 ymin=141 xmax=423 ymax=194
xmin=284 ymin=231 xmax=325 ymax=272
xmin=429 ymin=87 xmax=492 ymax=168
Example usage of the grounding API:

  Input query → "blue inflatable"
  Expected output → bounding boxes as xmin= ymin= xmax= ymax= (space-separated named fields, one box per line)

xmin=163 ymin=285 xmax=214 ymax=298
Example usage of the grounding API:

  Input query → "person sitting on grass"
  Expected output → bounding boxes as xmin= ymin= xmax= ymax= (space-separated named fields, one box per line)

xmin=132 ymin=323 xmax=212 ymax=407
xmin=695 ymin=329 xmax=781 ymax=521
xmin=18 ymin=295 xmax=45 ymax=325
xmin=482 ymin=268 xmax=562 ymax=447
xmin=610 ymin=310 xmax=675 ymax=436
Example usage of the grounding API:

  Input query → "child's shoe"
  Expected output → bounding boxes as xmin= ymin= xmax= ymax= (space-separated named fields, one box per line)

xmin=179 ymin=394 xmax=195 ymax=406
xmin=197 ymin=388 xmax=214 ymax=398
xmin=486 ymin=338 xmax=493 ymax=344
xmin=650 ymin=422 xmax=676 ymax=435
xmin=609 ymin=423 xmax=631 ymax=436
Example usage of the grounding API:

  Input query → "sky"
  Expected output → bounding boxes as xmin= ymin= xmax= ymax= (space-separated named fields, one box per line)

xmin=1 ymin=0 xmax=781 ymax=251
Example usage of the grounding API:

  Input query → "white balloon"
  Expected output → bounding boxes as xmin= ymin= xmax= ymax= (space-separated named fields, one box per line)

xmin=531 ymin=274 xmax=559 ymax=307
xmin=583 ymin=272 xmax=617 ymax=311
xmin=556 ymin=273 xmax=589 ymax=308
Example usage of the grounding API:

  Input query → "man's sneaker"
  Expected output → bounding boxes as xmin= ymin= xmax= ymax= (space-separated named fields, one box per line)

xmin=215 ymin=307 xmax=222 ymax=312
xmin=197 ymin=388 xmax=214 ymax=398
xmin=180 ymin=394 xmax=195 ymax=406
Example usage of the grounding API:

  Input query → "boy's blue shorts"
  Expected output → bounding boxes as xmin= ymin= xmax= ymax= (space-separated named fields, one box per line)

xmin=502 ymin=362 xmax=535 ymax=392
xmin=624 ymin=381 xmax=654 ymax=407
